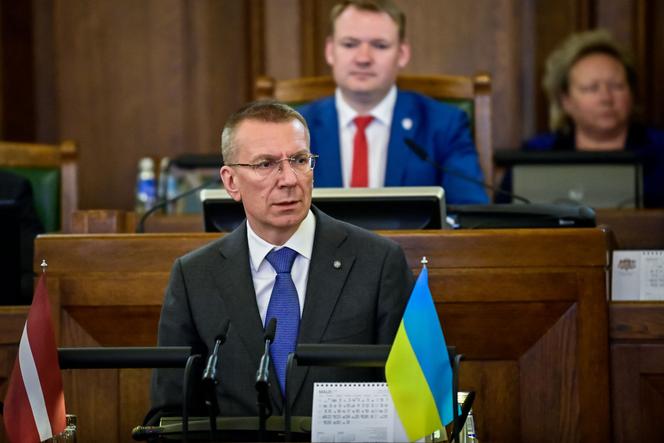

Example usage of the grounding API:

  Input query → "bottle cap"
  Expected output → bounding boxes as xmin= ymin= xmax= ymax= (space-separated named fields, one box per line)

xmin=139 ymin=157 xmax=155 ymax=170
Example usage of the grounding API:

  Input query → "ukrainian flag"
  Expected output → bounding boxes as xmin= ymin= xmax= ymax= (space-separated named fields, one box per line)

xmin=385 ymin=264 xmax=454 ymax=441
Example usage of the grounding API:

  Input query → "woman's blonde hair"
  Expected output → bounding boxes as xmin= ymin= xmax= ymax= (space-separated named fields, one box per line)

xmin=543 ymin=29 xmax=637 ymax=133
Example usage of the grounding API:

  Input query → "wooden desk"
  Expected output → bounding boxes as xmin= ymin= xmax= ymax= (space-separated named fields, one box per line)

xmin=73 ymin=208 xmax=664 ymax=251
xmin=610 ymin=302 xmax=664 ymax=442
xmin=596 ymin=209 xmax=664 ymax=249
xmin=0 ymin=228 xmax=610 ymax=442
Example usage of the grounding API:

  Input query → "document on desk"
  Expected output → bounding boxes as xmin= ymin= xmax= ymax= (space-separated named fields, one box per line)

xmin=612 ymin=250 xmax=664 ymax=300
xmin=311 ymin=382 xmax=423 ymax=443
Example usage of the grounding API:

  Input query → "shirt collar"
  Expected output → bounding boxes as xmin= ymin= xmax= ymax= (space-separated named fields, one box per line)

xmin=246 ymin=210 xmax=316 ymax=272
xmin=335 ymin=85 xmax=398 ymax=128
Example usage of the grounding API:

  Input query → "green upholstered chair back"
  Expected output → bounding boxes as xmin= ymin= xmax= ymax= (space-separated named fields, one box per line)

xmin=1 ymin=166 xmax=60 ymax=232
xmin=0 ymin=141 xmax=79 ymax=232
xmin=255 ymin=74 xmax=493 ymax=185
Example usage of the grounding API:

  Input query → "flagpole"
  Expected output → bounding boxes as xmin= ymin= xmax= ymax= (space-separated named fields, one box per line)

xmin=41 ymin=259 xmax=48 ymax=274
xmin=421 ymin=256 xmax=428 ymax=267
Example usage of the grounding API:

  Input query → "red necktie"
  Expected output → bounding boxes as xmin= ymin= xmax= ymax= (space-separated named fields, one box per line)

xmin=351 ymin=115 xmax=373 ymax=187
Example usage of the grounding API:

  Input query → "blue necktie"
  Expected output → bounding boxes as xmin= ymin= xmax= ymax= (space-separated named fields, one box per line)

xmin=264 ymin=247 xmax=300 ymax=395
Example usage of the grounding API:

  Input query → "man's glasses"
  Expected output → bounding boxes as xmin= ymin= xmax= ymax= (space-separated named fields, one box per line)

xmin=225 ymin=153 xmax=318 ymax=178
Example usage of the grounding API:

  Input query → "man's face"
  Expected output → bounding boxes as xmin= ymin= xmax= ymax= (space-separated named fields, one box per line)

xmin=561 ymin=52 xmax=633 ymax=141
xmin=220 ymin=119 xmax=313 ymax=245
xmin=326 ymin=6 xmax=410 ymax=105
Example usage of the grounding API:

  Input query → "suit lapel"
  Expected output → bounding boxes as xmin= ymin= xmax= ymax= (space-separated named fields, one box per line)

xmin=311 ymin=98 xmax=343 ymax=187
xmin=214 ymin=223 xmax=286 ymax=410
xmin=385 ymin=91 xmax=420 ymax=186
xmin=287 ymin=208 xmax=356 ymax=407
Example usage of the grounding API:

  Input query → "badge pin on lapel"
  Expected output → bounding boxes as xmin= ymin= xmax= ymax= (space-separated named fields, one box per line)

xmin=333 ymin=260 xmax=342 ymax=269
xmin=401 ymin=118 xmax=413 ymax=131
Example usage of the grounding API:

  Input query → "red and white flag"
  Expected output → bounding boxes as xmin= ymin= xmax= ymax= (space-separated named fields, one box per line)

xmin=3 ymin=274 xmax=66 ymax=443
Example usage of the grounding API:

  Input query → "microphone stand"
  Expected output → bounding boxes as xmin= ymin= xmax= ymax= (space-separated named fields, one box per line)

xmin=404 ymin=138 xmax=531 ymax=204
xmin=203 ymin=343 xmax=221 ymax=442
xmin=256 ymin=318 xmax=276 ymax=442
xmin=136 ymin=177 xmax=221 ymax=233
xmin=201 ymin=320 xmax=230 ymax=442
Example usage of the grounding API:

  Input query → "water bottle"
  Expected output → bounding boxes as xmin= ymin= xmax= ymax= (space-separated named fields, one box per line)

xmin=135 ymin=157 xmax=157 ymax=214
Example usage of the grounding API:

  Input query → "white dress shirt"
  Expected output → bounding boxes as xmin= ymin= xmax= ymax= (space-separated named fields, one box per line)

xmin=335 ymin=86 xmax=397 ymax=188
xmin=247 ymin=210 xmax=316 ymax=325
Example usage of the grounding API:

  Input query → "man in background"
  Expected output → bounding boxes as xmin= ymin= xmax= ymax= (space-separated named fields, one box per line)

xmin=299 ymin=0 xmax=488 ymax=204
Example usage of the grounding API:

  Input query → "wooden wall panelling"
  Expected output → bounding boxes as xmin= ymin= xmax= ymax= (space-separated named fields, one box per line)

xmin=52 ymin=0 xmax=251 ymax=211
xmin=645 ymin=0 xmax=664 ymax=128
xmin=53 ymin=0 xmax=187 ymax=211
xmin=0 ymin=0 xmax=35 ymax=140
xmin=399 ymin=0 xmax=523 ymax=149
xmin=247 ymin=0 xmax=265 ymax=100
xmin=264 ymin=0 xmax=301 ymax=80
xmin=33 ymin=0 xmax=58 ymax=142
xmin=299 ymin=0 xmax=336 ymax=77
xmin=182 ymin=1 xmax=251 ymax=161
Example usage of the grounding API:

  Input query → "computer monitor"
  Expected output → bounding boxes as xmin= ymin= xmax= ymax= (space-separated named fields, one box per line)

xmin=200 ymin=186 xmax=446 ymax=232
xmin=494 ymin=150 xmax=643 ymax=208
xmin=446 ymin=203 xmax=596 ymax=229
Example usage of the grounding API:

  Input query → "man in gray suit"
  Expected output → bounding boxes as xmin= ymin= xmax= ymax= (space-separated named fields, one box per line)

xmin=148 ymin=101 xmax=413 ymax=424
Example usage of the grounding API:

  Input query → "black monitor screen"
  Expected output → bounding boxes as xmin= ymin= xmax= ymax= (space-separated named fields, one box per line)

xmin=494 ymin=150 xmax=643 ymax=208
xmin=201 ymin=187 xmax=446 ymax=232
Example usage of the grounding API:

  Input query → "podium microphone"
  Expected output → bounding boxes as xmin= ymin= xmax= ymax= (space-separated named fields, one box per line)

xmin=201 ymin=318 xmax=230 ymax=441
xmin=256 ymin=318 xmax=277 ymax=388
xmin=256 ymin=318 xmax=277 ymax=441
xmin=202 ymin=318 xmax=230 ymax=386
xmin=403 ymin=138 xmax=531 ymax=204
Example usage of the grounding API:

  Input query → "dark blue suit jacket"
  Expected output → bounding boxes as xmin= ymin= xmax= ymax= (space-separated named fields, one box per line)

xmin=298 ymin=90 xmax=489 ymax=204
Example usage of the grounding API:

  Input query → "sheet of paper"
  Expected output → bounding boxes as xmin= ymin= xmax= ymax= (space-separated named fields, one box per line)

xmin=612 ymin=251 xmax=641 ymax=300
xmin=642 ymin=251 xmax=664 ymax=299
xmin=311 ymin=382 xmax=420 ymax=443
xmin=612 ymin=251 xmax=664 ymax=300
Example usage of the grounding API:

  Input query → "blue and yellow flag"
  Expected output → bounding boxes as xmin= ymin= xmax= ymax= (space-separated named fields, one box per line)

xmin=385 ymin=264 xmax=454 ymax=441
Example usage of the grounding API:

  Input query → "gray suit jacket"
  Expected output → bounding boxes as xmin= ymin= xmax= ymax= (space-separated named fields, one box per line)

xmin=148 ymin=207 xmax=413 ymax=422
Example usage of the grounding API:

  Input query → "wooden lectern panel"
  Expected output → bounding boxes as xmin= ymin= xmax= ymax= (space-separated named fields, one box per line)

xmin=0 ymin=229 xmax=611 ymax=442
xmin=610 ymin=302 xmax=664 ymax=442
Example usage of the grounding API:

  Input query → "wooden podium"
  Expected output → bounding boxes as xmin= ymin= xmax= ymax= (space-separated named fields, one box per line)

xmin=0 ymin=228 xmax=609 ymax=442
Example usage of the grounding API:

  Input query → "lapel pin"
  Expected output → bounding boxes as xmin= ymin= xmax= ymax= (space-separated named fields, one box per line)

xmin=401 ymin=118 xmax=413 ymax=131
xmin=333 ymin=260 xmax=342 ymax=269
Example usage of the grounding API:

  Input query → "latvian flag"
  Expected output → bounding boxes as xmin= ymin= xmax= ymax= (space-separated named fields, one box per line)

xmin=3 ymin=274 xmax=66 ymax=442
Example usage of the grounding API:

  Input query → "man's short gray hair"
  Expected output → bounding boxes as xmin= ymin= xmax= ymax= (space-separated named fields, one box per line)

xmin=220 ymin=100 xmax=310 ymax=164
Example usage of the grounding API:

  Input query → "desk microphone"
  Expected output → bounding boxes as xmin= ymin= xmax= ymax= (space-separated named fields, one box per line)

xmin=256 ymin=318 xmax=277 ymax=388
xmin=403 ymin=138 xmax=531 ymax=204
xmin=202 ymin=318 xmax=231 ymax=386
xmin=201 ymin=318 xmax=230 ymax=441
xmin=136 ymin=176 xmax=222 ymax=233
xmin=256 ymin=318 xmax=277 ymax=441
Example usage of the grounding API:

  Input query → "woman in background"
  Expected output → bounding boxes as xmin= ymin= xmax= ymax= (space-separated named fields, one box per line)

xmin=504 ymin=30 xmax=664 ymax=207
